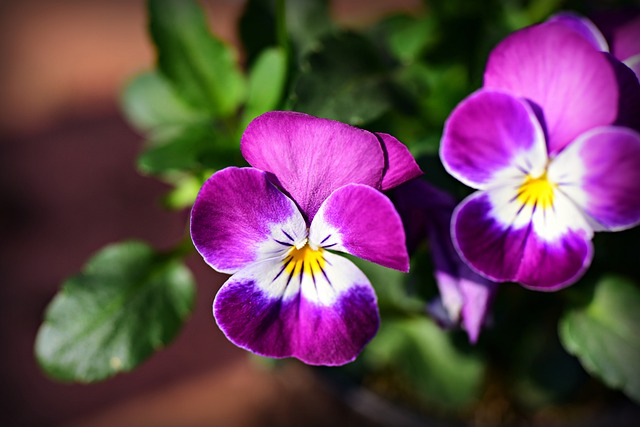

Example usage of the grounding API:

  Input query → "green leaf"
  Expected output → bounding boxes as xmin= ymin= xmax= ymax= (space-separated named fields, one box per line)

xmin=363 ymin=317 xmax=485 ymax=408
xmin=35 ymin=241 xmax=196 ymax=382
xmin=148 ymin=0 xmax=246 ymax=117
xmin=120 ymin=71 xmax=207 ymax=134
xmin=241 ymin=47 xmax=287 ymax=130
xmin=138 ymin=122 xmax=241 ymax=175
xmin=559 ymin=276 xmax=640 ymax=403
xmin=289 ymin=32 xmax=392 ymax=126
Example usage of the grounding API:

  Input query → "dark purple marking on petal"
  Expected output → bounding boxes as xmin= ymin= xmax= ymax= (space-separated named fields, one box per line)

xmin=452 ymin=192 xmax=593 ymax=291
xmin=214 ymin=279 xmax=379 ymax=366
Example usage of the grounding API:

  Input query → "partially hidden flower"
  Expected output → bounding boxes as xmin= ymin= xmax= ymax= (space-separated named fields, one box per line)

xmin=393 ymin=179 xmax=497 ymax=343
xmin=440 ymin=22 xmax=640 ymax=290
xmin=548 ymin=11 xmax=640 ymax=131
xmin=191 ymin=111 xmax=422 ymax=365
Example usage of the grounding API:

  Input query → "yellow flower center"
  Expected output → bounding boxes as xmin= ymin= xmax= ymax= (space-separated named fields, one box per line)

xmin=517 ymin=171 xmax=556 ymax=209
xmin=284 ymin=244 xmax=326 ymax=279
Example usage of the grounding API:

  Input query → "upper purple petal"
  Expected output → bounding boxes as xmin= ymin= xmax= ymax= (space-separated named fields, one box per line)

xmin=241 ymin=111 xmax=386 ymax=222
xmin=213 ymin=253 xmax=379 ymax=366
xmin=484 ymin=22 xmax=618 ymax=154
xmin=310 ymin=184 xmax=409 ymax=272
xmin=376 ymin=132 xmax=423 ymax=191
xmin=550 ymin=126 xmax=640 ymax=231
xmin=547 ymin=12 xmax=609 ymax=52
xmin=440 ymin=89 xmax=547 ymax=189
xmin=190 ymin=167 xmax=307 ymax=274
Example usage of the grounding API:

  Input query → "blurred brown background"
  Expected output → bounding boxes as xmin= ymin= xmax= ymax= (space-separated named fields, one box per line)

xmin=0 ymin=1 xmax=422 ymax=426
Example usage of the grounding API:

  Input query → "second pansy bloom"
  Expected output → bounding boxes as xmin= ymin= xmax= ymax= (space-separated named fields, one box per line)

xmin=440 ymin=22 xmax=640 ymax=291
xmin=191 ymin=111 xmax=421 ymax=365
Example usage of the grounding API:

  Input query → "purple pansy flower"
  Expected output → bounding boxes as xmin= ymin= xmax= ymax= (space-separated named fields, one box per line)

xmin=440 ymin=22 xmax=640 ymax=291
xmin=191 ymin=111 xmax=422 ymax=365
xmin=393 ymin=179 xmax=497 ymax=343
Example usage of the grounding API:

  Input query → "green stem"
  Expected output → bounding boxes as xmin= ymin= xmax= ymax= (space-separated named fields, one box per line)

xmin=275 ymin=0 xmax=289 ymax=65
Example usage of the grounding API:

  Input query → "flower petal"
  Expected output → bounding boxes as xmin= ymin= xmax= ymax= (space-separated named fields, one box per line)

xmin=213 ymin=252 xmax=379 ymax=366
xmin=191 ymin=167 xmax=307 ymax=274
xmin=452 ymin=191 xmax=594 ymax=291
xmin=309 ymin=184 xmax=409 ymax=272
xmin=376 ymin=132 xmax=423 ymax=190
xmin=548 ymin=12 xmax=609 ymax=52
xmin=549 ymin=126 xmax=640 ymax=231
xmin=241 ymin=111 xmax=385 ymax=222
xmin=484 ymin=22 xmax=618 ymax=154
xmin=459 ymin=273 xmax=498 ymax=342
xmin=440 ymin=89 xmax=547 ymax=190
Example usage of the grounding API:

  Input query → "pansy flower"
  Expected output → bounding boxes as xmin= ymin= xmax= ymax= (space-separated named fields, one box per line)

xmin=191 ymin=111 xmax=421 ymax=365
xmin=440 ymin=22 xmax=640 ymax=290
xmin=393 ymin=179 xmax=497 ymax=342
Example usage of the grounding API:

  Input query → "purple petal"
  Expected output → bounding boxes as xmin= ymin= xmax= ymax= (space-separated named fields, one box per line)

xmin=376 ymin=133 xmax=423 ymax=190
xmin=484 ymin=22 xmax=618 ymax=154
xmin=191 ymin=167 xmax=307 ymax=274
xmin=309 ymin=184 xmax=409 ymax=272
xmin=213 ymin=252 xmax=379 ymax=366
xmin=607 ymin=55 xmax=640 ymax=132
xmin=550 ymin=126 xmax=640 ymax=231
xmin=440 ymin=89 xmax=547 ymax=189
xmin=393 ymin=179 xmax=497 ymax=342
xmin=241 ymin=111 xmax=385 ymax=222
xmin=452 ymin=191 xmax=594 ymax=291
xmin=391 ymin=179 xmax=457 ymax=254
xmin=593 ymin=12 xmax=640 ymax=63
xmin=458 ymin=272 xmax=498 ymax=343
xmin=548 ymin=12 xmax=609 ymax=52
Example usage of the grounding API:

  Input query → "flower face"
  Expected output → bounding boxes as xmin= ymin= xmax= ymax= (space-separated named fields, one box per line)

xmin=440 ymin=23 xmax=640 ymax=290
xmin=191 ymin=111 xmax=421 ymax=365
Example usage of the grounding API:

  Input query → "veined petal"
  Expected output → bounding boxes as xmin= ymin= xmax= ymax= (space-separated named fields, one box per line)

xmin=452 ymin=191 xmax=593 ymax=291
xmin=440 ymin=89 xmax=548 ymax=190
xmin=484 ymin=22 xmax=618 ymax=154
xmin=241 ymin=111 xmax=385 ymax=222
xmin=213 ymin=252 xmax=379 ymax=366
xmin=191 ymin=167 xmax=307 ymax=274
xmin=549 ymin=126 xmax=640 ymax=231
xmin=309 ymin=184 xmax=409 ymax=272
xmin=548 ymin=12 xmax=610 ymax=52
xmin=376 ymin=132 xmax=423 ymax=190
